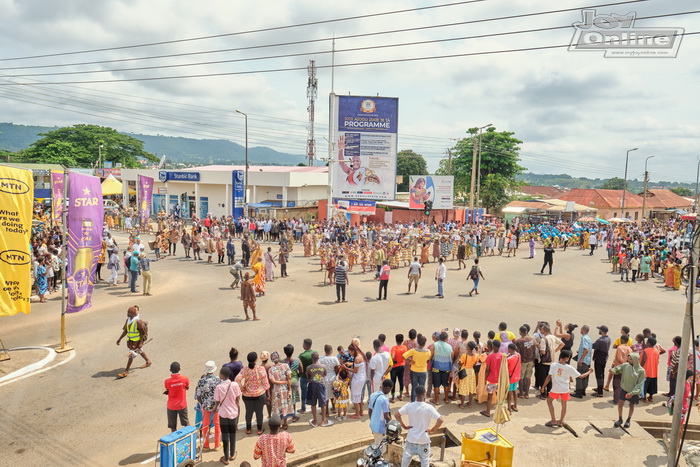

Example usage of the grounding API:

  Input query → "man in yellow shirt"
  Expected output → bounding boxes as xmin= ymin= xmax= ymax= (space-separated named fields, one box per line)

xmin=403 ymin=334 xmax=432 ymax=402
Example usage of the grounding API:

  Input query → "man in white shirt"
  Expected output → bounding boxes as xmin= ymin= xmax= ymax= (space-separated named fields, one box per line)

xmin=588 ymin=233 xmax=597 ymax=256
xmin=407 ymin=257 xmax=422 ymax=294
xmin=369 ymin=339 xmax=391 ymax=392
xmin=395 ymin=385 xmax=444 ymax=467
xmin=435 ymin=257 xmax=446 ymax=298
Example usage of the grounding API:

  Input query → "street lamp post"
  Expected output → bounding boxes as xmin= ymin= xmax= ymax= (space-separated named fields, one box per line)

xmin=235 ymin=110 xmax=249 ymax=217
xmin=468 ymin=123 xmax=492 ymax=222
xmin=620 ymin=147 xmax=638 ymax=220
xmin=642 ymin=155 xmax=654 ymax=220
xmin=695 ymin=156 xmax=700 ymax=213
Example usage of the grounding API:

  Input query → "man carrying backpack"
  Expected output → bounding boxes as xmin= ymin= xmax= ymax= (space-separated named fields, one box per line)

xmin=116 ymin=305 xmax=152 ymax=379
xmin=467 ymin=259 xmax=485 ymax=296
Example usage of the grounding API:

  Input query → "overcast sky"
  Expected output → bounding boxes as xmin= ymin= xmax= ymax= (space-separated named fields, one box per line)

xmin=0 ymin=0 xmax=697 ymax=183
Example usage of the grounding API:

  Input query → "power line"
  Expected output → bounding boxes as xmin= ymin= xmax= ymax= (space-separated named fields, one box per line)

xmin=0 ymin=0 xmax=657 ymax=73
xmin=0 ymin=0 xmax=490 ymax=62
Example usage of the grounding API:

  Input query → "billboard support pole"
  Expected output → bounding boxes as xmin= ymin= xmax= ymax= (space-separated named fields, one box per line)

xmin=327 ymin=93 xmax=336 ymax=221
xmin=56 ymin=167 xmax=73 ymax=353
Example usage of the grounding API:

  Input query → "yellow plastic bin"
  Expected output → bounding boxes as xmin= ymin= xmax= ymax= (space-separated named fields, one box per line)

xmin=461 ymin=428 xmax=513 ymax=467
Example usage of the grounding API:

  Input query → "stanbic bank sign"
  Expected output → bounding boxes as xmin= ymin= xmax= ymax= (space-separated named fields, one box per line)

xmin=158 ymin=171 xmax=201 ymax=182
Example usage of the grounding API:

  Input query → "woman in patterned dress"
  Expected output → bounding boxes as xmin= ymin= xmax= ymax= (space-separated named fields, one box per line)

xmin=302 ymin=232 xmax=312 ymax=257
xmin=401 ymin=242 xmax=411 ymax=267
xmin=268 ymin=351 xmax=297 ymax=429
xmin=283 ymin=344 xmax=302 ymax=413
xmin=252 ymin=257 xmax=266 ymax=296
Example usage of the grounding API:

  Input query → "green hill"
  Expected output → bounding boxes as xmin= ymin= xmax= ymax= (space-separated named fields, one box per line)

xmin=0 ymin=122 xmax=310 ymax=166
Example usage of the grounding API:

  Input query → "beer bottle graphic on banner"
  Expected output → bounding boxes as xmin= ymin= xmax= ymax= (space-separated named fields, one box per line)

xmin=69 ymin=219 xmax=94 ymax=309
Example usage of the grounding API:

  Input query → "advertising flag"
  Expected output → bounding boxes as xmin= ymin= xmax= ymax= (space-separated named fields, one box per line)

xmin=138 ymin=175 xmax=154 ymax=228
xmin=66 ymin=172 xmax=103 ymax=313
xmin=408 ymin=175 xmax=454 ymax=209
xmin=50 ymin=171 xmax=65 ymax=225
xmin=331 ymin=95 xmax=398 ymax=200
xmin=0 ymin=166 xmax=33 ymax=316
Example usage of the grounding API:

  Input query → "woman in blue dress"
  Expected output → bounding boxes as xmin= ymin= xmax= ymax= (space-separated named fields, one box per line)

xmin=36 ymin=256 xmax=49 ymax=303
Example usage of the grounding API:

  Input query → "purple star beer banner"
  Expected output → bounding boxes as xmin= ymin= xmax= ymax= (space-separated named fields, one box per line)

xmin=138 ymin=175 xmax=153 ymax=229
xmin=50 ymin=171 xmax=64 ymax=225
xmin=66 ymin=172 xmax=103 ymax=313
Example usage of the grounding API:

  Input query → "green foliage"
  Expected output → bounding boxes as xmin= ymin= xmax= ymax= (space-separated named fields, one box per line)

xmin=601 ymin=177 xmax=626 ymax=190
xmin=436 ymin=127 xmax=525 ymax=198
xmin=396 ymin=149 xmax=428 ymax=192
xmin=20 ymin=124 xmax=157 ymax=168
xmin=480 ymin=173 xmax=522 ymax=213
xmin=671 ymin=187 xmax=692 ymax=197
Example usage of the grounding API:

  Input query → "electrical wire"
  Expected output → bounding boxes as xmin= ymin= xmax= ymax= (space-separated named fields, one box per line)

xmin=0 ymin=0 xmax=668 ymax=74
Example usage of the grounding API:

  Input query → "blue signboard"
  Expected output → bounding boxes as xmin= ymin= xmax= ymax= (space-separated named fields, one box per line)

xmin=152 ymin=194 xmax=166 ymax=215
xmin=231 ymin=170 xmax=244 ymax=219
xmin=200 ymin=197 xmax=209 ymax=218
xmin=159 ymin=171 xmax=201 ymax=182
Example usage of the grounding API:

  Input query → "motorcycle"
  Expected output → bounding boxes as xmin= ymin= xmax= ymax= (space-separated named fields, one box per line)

xmin=357 ymin=420 xmax=402 ymax=467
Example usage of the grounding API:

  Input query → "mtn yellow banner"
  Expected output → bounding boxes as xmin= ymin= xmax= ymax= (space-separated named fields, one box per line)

xmin=0 ymin=165 xmax=33 ymax=316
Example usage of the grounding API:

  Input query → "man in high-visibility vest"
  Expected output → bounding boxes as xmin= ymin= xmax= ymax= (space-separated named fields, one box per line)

xmin=116 ymin=305 xmax=151 ymax=379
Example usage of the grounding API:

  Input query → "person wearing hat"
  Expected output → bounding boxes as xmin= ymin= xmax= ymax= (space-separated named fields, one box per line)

xmin=592 ymin=325 xmax=611 ymax=397
xmin=196 ymin=361 xmax=222 ymax=451
xmin=138 ymin=252 xmax=157 ymax=296
xmin=164 ymin=361 xmax=190 ymax=432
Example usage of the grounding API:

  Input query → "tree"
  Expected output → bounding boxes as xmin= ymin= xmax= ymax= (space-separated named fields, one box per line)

xmin=396 ymin=149 xmax=428 ymax=192
xmin=601 ymin=177 xmax=626 ymax=190
xmin=671 ymin=187 xmax=693 ymax=197
xmin=436 ymin=127 xmax=525 ymax=204
xmin=480 ymin=173 xmax=522 ymax=213
xmin=21 ymin=124 xmax=157 ymax=168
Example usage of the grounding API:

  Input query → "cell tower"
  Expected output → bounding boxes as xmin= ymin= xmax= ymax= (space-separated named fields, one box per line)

xmin=306 ymin=60 xmax=317 ymax=166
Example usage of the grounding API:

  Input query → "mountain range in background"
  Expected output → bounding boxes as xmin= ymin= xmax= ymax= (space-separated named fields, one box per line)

xmin=0 ymin=122 xmax=311 ymax=166
xmin=0 ymin=122 xmax=694 ymax=191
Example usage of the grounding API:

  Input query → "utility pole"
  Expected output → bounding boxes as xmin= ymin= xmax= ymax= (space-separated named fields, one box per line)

xmin=642 ymin=155 xmax=654 ymax=220
xmin=668 ymin=213 xmax=699 ymax=465
xmin=306 ymin=60 xmax=317 ymax=166
xmin=447 ymin=149 xmax=452 ymax=175
xmin=468 ymin=137 xmax=478 ymax=220
xmin=621 ymin=147 xmax=638 ymax=219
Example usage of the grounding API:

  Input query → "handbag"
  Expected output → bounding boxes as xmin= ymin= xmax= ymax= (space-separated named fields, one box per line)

xmin=458 ymin=368 xmax=467 ymax=379
xmin=540 ymin=338 xmax=552 ymax=364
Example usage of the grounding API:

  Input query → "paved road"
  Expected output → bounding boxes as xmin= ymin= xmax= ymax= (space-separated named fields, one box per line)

xmin=0 ymin=236 xmax=685 ymax=466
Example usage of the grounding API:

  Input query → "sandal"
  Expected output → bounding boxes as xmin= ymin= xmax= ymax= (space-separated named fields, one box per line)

xmin=257 ymin=428 xmax=265 ymax=435
xmin=348 ymin=414 xmax=361 ymax=419
xmin=220 ymin=456 xmax=229 ymax=465
xmin=245 ymin=430 xmax=251 ymax=435
xmin=510 ymin=406 xmax=519 ymax=413
xmin=479 ymin=411 xmax=490 ymax=418
xmin=116 ymin=372 xmax=129 ymax=379
xmin=545 ymin=421 xmax=557 ymax=428
xmin=139 ymin=361 xmax=152 ymax=369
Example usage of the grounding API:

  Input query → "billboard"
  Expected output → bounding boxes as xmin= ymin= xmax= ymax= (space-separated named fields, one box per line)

xmin=331 ymin=95 xmax=398 ymax=200
xmin=408 ymin=175 xmax=454 ymax=210
xmin=332 ymin=198 xmax=376 ymax=215
xmin=232 ymin=170 xmax=244 ymax=219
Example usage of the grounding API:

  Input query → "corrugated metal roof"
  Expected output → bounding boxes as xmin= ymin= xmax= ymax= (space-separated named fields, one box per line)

xmin=187 ymin=165 xmax=328 ymax=173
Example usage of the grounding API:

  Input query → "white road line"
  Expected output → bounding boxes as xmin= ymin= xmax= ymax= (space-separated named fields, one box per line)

xmin=0 ymin=346 xmax=56 ymax=384
xmin=0 ymin=347 xmax=76 ymax=388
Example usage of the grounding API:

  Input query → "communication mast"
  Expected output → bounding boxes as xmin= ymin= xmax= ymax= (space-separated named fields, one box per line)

xmin=306 ymin=60 xmax=317 ymax=166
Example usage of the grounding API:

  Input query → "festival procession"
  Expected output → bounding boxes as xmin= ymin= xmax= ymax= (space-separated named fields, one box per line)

xmin=1 ymin=2 xmax=700 ymax=467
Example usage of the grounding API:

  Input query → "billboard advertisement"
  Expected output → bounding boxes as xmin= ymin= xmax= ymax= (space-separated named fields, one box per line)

xmin=331 ymin=95 xmax=398 ymax=200
xmin=332 ymin=198 xmax=376 ymax=215
xmin=232 ymin=170 xmax=244 ymax=219
xmin=408 ymin=175 xmax=454 ymax=210
xmin=50 ymin=171 xmax=64 ymax=225
xmin=138 ymin=175 xmax=154 ymax=228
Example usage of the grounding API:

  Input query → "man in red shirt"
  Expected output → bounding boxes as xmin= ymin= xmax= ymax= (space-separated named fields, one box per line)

xmin=480 ymin=340 xmax=503 ymax=418
xmin=164 ymin=361 xmax=190 ymax=432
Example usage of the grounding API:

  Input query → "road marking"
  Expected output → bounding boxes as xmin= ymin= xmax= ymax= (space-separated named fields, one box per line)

xmin=140 ymin=454 xmax=158 ymax=464
xmin=0 ymin=347 xmax=76 ymax=388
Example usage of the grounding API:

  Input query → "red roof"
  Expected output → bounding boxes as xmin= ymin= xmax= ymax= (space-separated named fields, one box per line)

xmin=519 ymin=186 xmax=566 ymax=198
xmin=559 ymin=189 xmax=643 ymax=209
xmin=638 ymin=189 xmax=694 ymax=209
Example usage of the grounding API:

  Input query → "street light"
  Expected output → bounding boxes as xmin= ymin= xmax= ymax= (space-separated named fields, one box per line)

xmin=641 ymin=155 xmax=654 ymax=220
xmin=235 ymin=109 xmax=248 ymax=217
xmin=468 ymin=123 xmax=492 ymax=222
xmin=620 ymin=147 xmax=638 ymax=220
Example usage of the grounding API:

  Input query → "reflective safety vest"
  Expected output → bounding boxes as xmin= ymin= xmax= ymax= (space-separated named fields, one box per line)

xmin=126 ymin=320 xmax=140 ymax=341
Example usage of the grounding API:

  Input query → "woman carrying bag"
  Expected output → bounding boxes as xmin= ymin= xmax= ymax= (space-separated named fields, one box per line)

xmin=235 ymin=352 xmax=270 ymax=435
xmin=213 ymin=366 xmax=242 ymax=465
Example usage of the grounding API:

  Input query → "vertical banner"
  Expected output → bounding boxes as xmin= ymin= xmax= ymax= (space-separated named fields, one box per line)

xmin=138 ymin=175 xmax=153 ymax=229
xmin=0 ymin=166 xmax=33 ymax=316
xmin=331 ymin=95 xmax=398 ymax=200
xmin=50 ymin=171 xmax=65 ymax=225
xmin=66 ymin=172 xmax=103 ymax=313
xmin=232 ymin=170 xmax=244 ymax=219
xmin=408 ymin=175 xmax=454 ymax=209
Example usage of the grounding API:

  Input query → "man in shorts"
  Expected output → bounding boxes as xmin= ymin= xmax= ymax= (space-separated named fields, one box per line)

xmin=515 ymin=325 xmax=536 ymax=399
xmin=540 ymin=350 xmax=592 ymax=427
xmin=306 ymin=352 xmax=333 ymax=427
xmin=407 ymin=257 xmax=422 ymax=294
xmin=115 ymin=305 xmax=151 ymax=379
xmin=609 ymin=352 xmax=646 ymax=428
